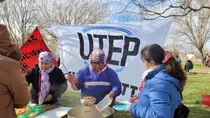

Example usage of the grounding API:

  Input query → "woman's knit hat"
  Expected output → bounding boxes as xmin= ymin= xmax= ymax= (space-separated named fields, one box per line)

xmin=89 ymin=48 xmax=107 ymax=64
xmin=38 ymin=51 xmax=55 ymax=63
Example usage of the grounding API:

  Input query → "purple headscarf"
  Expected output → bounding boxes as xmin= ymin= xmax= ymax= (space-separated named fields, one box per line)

xmin=38 ymin=51 xmax=55 ymax=63
xmin=38 ymin=51 xmax=55 ymax=104
xmin=89 ymin=49 xmax=107 ymax=65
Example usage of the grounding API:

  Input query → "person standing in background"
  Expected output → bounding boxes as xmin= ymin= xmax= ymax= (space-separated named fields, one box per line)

xmin=204 ymin=54 xmax=209 ymax=64
xmin=204 ymin=54 xmax=209 ymax=66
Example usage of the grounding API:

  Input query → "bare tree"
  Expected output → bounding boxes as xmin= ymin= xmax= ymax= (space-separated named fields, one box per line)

xmin=120 ymin=0 xmax=210 ymax=20
xmin=120 ymin=0 xmax=210 ymax=64
xmin=0 ymin=0 xmax=38 ymax=46
xmin=164 ymin=35 xmax=191 ymax=55
xmin=173 ymin=1 xmax=210 ymax=64
xmin=38 ymin=0 xmax=108 ymax=26
xmin=36 ymin=0 xmax=109 ymax=55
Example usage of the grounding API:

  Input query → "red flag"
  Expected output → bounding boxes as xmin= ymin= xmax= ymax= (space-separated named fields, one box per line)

xmin=19 ymin=27 xmax=58 ymax=74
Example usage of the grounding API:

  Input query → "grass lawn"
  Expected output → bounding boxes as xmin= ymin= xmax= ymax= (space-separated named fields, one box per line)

xmin=60 ymin=64 xmax=210 ymax=118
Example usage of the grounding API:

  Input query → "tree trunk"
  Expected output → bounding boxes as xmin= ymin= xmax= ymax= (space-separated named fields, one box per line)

xmin=198 ymin=48 xmax=204 ymax=65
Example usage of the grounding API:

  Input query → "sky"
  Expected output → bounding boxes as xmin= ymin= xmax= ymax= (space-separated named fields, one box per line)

xmin=106 ymin=0 xmax=170 ymax=22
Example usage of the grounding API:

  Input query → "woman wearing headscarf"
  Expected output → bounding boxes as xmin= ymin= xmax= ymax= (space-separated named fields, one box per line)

xmin=25 ymin=51 xmax=67 ymax=105
xmin=66 ymin=48 xmax=122 ymax=105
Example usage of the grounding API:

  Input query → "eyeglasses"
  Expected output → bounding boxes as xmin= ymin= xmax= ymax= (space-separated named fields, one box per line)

xmin=91 ymin=62 xmax=104 ymax=65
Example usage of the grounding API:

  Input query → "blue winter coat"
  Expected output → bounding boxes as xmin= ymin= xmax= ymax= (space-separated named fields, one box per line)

xmin=130 ymin=65 xmax=182 ymax=118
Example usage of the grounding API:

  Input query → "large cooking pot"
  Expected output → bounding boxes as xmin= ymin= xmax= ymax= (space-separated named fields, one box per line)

xmin=67 ymin=105 xmax=114 ymax=118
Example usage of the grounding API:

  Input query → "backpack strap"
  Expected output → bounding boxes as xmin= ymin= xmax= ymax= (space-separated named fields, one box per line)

xmin=180 ymin=91 xmax=183 ymax=100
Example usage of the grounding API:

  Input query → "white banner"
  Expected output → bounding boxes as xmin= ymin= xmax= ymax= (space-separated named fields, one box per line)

xmin=50 ymin=18 xmax=172 ymax=103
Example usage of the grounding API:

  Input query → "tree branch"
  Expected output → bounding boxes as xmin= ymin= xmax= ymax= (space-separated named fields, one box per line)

xmin=123 ymin=1 xmax=210 ymax=20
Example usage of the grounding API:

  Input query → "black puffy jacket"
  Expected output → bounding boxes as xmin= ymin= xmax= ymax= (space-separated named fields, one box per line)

xmin=25 ymin=64 xmax=67 ymax=104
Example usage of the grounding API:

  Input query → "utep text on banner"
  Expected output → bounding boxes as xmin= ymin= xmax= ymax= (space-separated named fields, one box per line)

xmin=19 ymin=27 xmax=57 ymax=74
xmin=50 ymin=18 xmax=172 ymax=103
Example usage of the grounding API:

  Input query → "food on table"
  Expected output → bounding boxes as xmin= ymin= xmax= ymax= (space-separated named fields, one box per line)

xmin=16 ymin=103 xmax=59 ymax=118
xmin=81 ymin=96 xmax=96 ymax=106
xmin=15 ymin=106 xmax=31 ymax=114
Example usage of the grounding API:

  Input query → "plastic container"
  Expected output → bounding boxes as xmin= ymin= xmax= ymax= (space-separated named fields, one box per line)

xmin=95 ymin=96 xmax=112 ymax=112
xmin=201 ymin=94 xmax=210 ymax=107
xmin=113 ymin=104 xmax=130 ymax=111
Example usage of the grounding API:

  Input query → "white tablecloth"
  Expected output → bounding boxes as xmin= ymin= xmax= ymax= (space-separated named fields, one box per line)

xmin=35 ymin=107 xmax=71 ymax=118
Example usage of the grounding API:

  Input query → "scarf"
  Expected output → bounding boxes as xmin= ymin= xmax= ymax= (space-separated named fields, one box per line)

xmin=146 ymin=64 xmax=165 ymax=80
xmin=138 ymin=66 xmax=157 ymax=94
xmin=142 ymin=66 xmax=157 ymax=81
xmin=38 ymin=64 xmax=55 ymax=104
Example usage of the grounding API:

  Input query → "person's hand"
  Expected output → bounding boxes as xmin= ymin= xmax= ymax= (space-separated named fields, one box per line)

xmin=44 ymin=94 xmax=52 ymax=102
xmin=129 ymin=95 xmax=138 ymax=103
xmin=106 ymin=91 xmax=115 ymax=105
xmin=108 ymin=91 xmax=115 ymax=100
xmin=125 ymin=106 xmax=130 ymax=113
xmin=66 ymin=72 xmax=78 ymax=84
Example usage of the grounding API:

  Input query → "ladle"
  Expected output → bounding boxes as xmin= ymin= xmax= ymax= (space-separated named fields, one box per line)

xmin=62 ymin=64 xmax=83 ymax=105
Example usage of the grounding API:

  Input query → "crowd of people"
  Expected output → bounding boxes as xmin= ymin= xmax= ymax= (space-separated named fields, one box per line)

xmin=0 ymin=0 xmax=207 ymax=117
xmin=0 ymin=23 xmax=192 ymax=118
